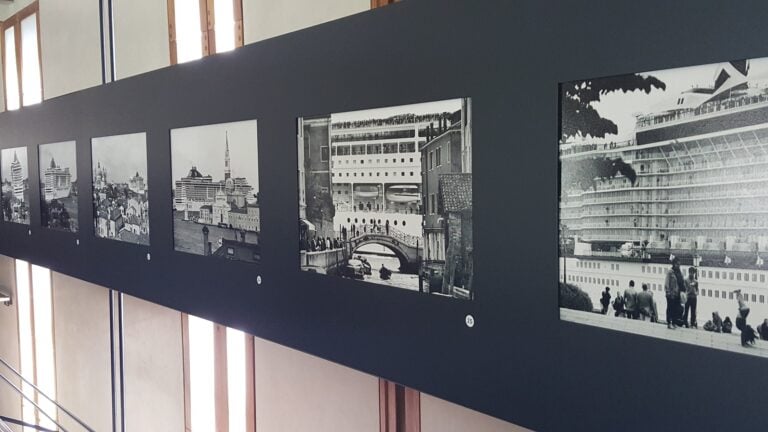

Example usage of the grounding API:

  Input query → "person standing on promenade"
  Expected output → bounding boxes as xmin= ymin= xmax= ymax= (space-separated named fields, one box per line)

xmin=624 ymin=280 xmax=638 ymax=319
xmin=637 ymin=283 xmax=655 ymax=321
xmin=684 ymin=267 xmax=699 ymax=328
xmin=600 ymin=287 xmax=611 ymax=314
xmin=664 ymin=257 xmax=684 ymax=329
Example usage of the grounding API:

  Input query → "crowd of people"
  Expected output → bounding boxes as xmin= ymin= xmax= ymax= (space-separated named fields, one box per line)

xmin=599 ymin=257 xmax=768 ymax=348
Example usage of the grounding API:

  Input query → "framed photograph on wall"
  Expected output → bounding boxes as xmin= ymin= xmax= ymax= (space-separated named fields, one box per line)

xmin=1 ymin=146 xmax=31 ymax=225
xmin=39 ymin=141 xmax=79 ymax=233
xmin=298 ymin=98 xmax=474 ymax=300
xmin=559 ymin=57 xmax=768 ymax=357
xmin=171 ymin=119 xmax=261 ymax=263
xmin=91 ymin=132 xmax=150 ymax=245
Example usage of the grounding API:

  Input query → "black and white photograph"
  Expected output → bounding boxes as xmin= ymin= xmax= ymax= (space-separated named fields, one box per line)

xmin=298 ymin=98 xmax=474 ymax=299
xmin=39 ymin=141 xmax=78 ymax=232
xmin=92 ymin=133 xmax=150 ymax=245
xmin=1 ymin=146 xmax=30 ymax=225
xmin=171 ymin=120 xmax=261 ymax=263
xmin=559 ymin=57 xmax=768 ymax=358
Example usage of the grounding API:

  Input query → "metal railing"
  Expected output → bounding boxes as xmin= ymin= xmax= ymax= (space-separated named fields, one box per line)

xmin=0 ymin=357 xmax=95 ymax=432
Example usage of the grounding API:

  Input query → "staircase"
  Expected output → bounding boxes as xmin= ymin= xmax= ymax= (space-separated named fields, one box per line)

xmin=0 ymin=357 xmax=95 ymax=432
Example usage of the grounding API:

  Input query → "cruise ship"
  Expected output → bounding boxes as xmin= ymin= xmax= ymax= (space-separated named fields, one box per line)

xmin=559 ymin=60 xmax=768 ymax=324
xmin=330 ymin=112 xmax=455 ymax=240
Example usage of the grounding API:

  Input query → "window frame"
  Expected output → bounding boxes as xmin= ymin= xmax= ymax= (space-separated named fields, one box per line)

xmin=379 ymin=379 xmax=420 ymax=432
xmin=167 ymin=0 xmax=244 ymax=65
xmin=181 ymin=314 xmax=256 ymax=432
xmin=1 ymin=1 xmax=43 ymax=110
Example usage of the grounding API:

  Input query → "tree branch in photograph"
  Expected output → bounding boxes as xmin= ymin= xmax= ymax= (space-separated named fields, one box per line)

xmin=561 ymin=157 xmax=637 ymax=191
xmin=560 ymin=74 xmax=666 ymax=141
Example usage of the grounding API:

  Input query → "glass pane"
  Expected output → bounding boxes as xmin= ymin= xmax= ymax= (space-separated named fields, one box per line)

xmin=15 ymin=260 xmax=35 ymax=432
xmin=21 ymin=14 xmax=42 ymax=106
xmin=175 ymin=0 xmax=203 ymax=63
xmin=227 ymin=328 xmax=246 ymax=432
xmin=214 ymin=0 xmax=235 ymax=53
xmin=4 ymin=27 xmax=20 ymax=110
xmin=31 ymin=265 xmax=56 ymax=429
xmin=188 ymin=315 xmax=215 ymax=431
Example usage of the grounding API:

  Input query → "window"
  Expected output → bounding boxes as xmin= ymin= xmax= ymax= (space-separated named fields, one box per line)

xmin=383 ymin=143 xmax=398 ymax=154
xmin=2 ymin=2 xmax=42 ymax=110
xmin=15 ymin=259 xmax=57 ymax=430
xmin=183 ymin=314 xmax=255 ymax=432
xmin=169 ymin=0 xmax=244 ymax=64
xmin=435 ymin=147 xmax=442 ymax=166
xmin=430 ymin=193 xmax=435 ymax=214
xmin=321 ymin=146 xmax=329 ymax=162
xmin=428 ymin=151 xmax=433 ymax=170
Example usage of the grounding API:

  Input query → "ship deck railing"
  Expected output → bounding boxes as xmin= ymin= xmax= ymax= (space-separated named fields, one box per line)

xmin=636 ymin=91 xmax=768 ymax=130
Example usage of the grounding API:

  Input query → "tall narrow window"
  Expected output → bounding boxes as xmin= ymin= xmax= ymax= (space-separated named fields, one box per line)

xmin=169 ymin=0 xmax=244 ymax=64
xmin=20 ymin=14 xmax=42 ymax=106
xmin=3 ymin=26 xmax=20 ymax=110
xmin=172 ymin=0 xmax=204 ymax=64
xmin=213 ymin=0 xmax=236 ymax=53
xmin=1 ymin=2 xmax=42 ymax=110
xmin=187 ymin=315 xmax=216 ymax=431
xmin=15 ymin=260 xmax=57 ymax=431
xmin=183 ymin=314 xmax=255 ymax=431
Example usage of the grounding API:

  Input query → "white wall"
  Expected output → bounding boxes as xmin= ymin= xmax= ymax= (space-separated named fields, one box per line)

xmin=243 ymin=0 xmax=369 ymax=44
xmin=51 ymin=272 xmax=112 ymax=432
xmin=122 ymin=294 xmax=185 ymax=432
xmin=39 ymin=0 xmax=102 ymax=99
xmin=421 ymin=394 xmax=531 ymax=432
xmin=0 ymin=0 xmax=36 ymax=20
xmin=111 ymin=0 xmax=170 ymax=80
xmin=254 ymin=337 xmax=380 ymax=432
xmin=0 ymin=255 xmax=21 ymax=424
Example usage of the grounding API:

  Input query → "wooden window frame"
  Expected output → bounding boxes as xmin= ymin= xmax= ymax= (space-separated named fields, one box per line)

xmin=182 ymin=314 xmax=256 ymax=432
xmin=371 ymin=0 xmax=401 ymax=9
xmin=14 ymin=260 xmax=58 ymax=429
xmin=379 ymin=379 xmax=420 ymax=432
xmin=1 ymin=1 xmax=43 ymax=110
xmin=167 ymin=0 xmax=244 ymax=65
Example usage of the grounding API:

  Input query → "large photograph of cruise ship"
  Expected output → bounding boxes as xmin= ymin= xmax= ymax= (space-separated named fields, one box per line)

xmin=1 ymin=146 xmax=30 ymax=225
xmin=560 ymin=58 xmax=768 ymax=357
xmin=39 ymin=141 xmax=78 ymax=232
xmin=298 ymin=98 xmax=473 ymax=300
xmin=91 ymin=133 xmax=150 ymax=245
xmin=171 ymin=120 xmax=261 ymax=263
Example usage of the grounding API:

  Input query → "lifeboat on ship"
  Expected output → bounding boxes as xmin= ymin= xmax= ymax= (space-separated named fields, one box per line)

xmin=386 ymin=185 xmax=420 ymax=203
xmin=354 ymin=185 xmax=380 ymax=199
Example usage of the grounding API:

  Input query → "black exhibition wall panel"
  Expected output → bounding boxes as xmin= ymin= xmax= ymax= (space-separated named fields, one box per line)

xmin=1 ymin=1 xmax=767 ymax=430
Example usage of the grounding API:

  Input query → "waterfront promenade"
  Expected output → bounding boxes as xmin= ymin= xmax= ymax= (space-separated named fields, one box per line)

xmin=561 ymin=308 xmax=768 ymax=358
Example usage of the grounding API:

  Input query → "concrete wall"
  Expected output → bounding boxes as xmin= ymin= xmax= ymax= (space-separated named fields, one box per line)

xmin=254 ymin=337 xmax=380 ymax=432
xmin=51 ymin=272 xmax=112 ymax=432
xmin=0 ymin=255 xmax=21 ymax=425
xmin=122 ymin=294 xmax=185 ymax=432
xmin=112 ymin=0 xmax=171 ymax=80
xmin=39 ymin=0 xmax=102 ymax=100
xmin=243 ymin=0 xmax=369 ymax=44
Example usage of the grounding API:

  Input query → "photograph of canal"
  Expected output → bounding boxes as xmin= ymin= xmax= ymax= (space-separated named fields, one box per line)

xmin=171 ymin=119 xmax=260 ymax=263
xmin=560 ymin=57 xmax=768 ymax=358
xmin=298 ymin=98 xmax=474 ymax=299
